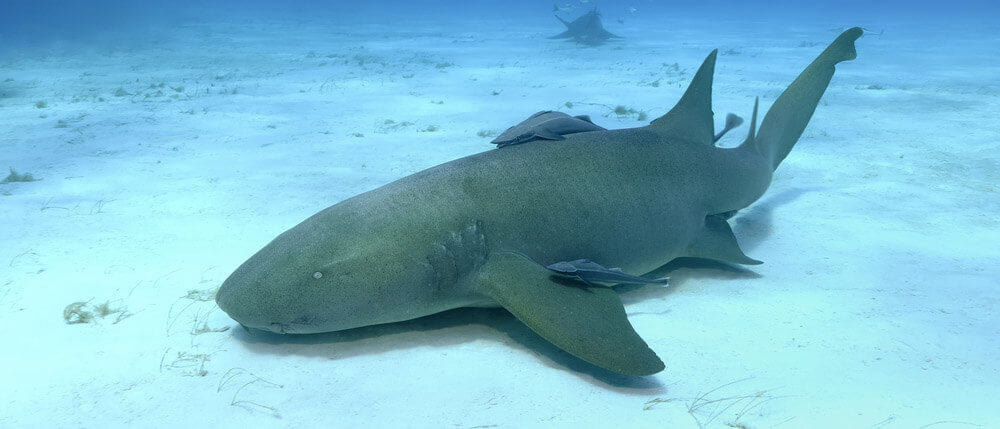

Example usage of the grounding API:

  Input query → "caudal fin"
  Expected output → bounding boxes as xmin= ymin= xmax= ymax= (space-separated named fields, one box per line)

xmin=752 ymin=27 xmax=863 ymax=170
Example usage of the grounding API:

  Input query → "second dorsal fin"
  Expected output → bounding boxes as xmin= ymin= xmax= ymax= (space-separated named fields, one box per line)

xmin=738 ymin=97 xmax=760 ymax=150
xmin=648 ymin=49 xmax=717 ymax=146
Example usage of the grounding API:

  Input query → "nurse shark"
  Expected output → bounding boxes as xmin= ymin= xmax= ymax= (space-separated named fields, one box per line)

xmin=216 ymin=28 xmax=863 ymax=376
xmin=550 ymin=9 xmax=621 ymax=46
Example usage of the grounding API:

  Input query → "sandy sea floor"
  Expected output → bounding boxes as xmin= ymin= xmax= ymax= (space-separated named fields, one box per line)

xmin=1 ymin=12 xmax=998 ymax=428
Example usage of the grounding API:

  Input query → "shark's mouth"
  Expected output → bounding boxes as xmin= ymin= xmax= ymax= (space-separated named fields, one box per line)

xmin=263 ymin=314 xmax=326 ymax=334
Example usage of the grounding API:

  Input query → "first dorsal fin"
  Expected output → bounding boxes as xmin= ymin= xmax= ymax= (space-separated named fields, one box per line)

xmin=648 ymin=49 xmax=717 ymax=146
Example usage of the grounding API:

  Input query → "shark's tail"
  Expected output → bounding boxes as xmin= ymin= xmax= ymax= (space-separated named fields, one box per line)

xmin=741 ymin=27 xmax=863 ymax=170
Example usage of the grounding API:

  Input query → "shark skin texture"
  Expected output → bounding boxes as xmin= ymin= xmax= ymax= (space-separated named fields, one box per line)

xmin=216 ymin=28 xmax=863 ymax=376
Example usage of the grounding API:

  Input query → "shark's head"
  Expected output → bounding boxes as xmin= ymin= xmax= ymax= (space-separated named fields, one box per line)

xmin=215 ymin=206 xmax=435 ymax=334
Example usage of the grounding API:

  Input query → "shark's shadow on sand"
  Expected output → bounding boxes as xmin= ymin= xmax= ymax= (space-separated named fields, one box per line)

xmin=606 ymin=187 xmax=820 ymax=301
xmin=230 ymin=188 xmax=818 ymax=389
xmin=234 ymin=305 xmax=664 ymax=390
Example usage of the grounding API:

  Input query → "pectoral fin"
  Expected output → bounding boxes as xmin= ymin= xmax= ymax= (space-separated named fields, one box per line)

xmin=476 ymin=251 xmax=665 ymax=376
xmin=687 ymin=214 xmax=763 ymax=265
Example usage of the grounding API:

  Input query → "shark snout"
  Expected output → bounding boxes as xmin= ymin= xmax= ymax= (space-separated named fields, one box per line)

xmin=216 ymin=267 xmax=337 ymax=334
xmin=215 ymin=274 xmax=285 ymax=331
xmin=215 ymin=279 xmax=257 ymax=328
xmin=216 ymin=283 xmax=289 ymax=333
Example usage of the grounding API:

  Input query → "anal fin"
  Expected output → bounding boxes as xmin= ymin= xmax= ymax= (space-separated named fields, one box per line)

xmin=687 ymin=214 xmax=763 ymax=265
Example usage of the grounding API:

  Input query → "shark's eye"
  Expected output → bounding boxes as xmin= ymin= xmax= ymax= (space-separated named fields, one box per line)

xmin=312 ymin=271 xmax=323 ymax=279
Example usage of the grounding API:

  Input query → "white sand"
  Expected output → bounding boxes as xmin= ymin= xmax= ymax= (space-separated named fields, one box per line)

xmin=1 ymin=12 xmax=997 ymax=428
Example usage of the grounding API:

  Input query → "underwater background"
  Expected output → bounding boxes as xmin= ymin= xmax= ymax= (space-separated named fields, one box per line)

xmin=1 ymin=0 xmax=998 ymax=427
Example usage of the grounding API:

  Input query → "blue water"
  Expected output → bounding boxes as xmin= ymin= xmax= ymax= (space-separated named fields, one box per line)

xmin=2 ymin=0 xmax=997 ymax=46
xmin=2 ymin=0 xmax=998 ymax=427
